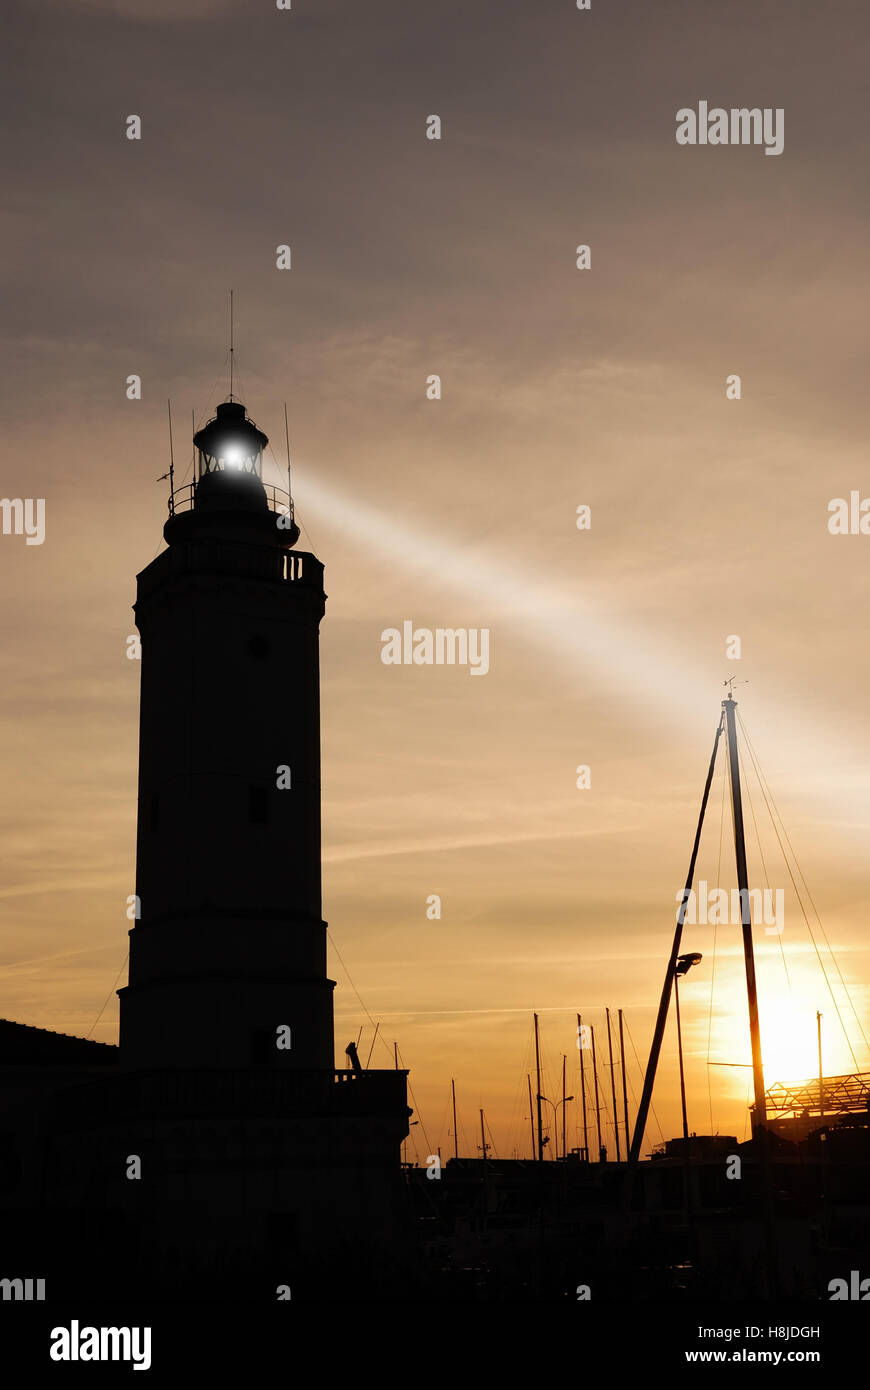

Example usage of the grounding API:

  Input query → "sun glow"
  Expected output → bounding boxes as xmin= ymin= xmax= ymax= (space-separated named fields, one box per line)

xmin=694 ymin=953 xmax=868 ymax=1122
xmin=759 ymin=995 xmax=827 ymax=1087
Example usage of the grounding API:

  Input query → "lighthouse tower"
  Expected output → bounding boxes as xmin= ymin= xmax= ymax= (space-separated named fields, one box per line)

xmin=119 ymin=400 xmax=335 ymax=1069
xmin=0 ymin=396 xmax=410 ymax=1297
xmin=113 ymin=400 xmax=408 ymax=1287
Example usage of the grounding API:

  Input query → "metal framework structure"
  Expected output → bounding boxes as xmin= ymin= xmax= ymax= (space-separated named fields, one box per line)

xmin=765 ymin=1072 xmax=870 ymax=1117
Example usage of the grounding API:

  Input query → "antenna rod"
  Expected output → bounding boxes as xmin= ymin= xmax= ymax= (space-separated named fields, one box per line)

xmin=606 ymin=1008 xmax=621 ymax=1162
xmin=817 ymin=1011 xmax=824 ymax=1120
xmin=167 ymin=399 xmax=175 ymax=515
xmin=229 ymin=289 xmax=234 ymax=400
xmin=284 ymin=401 xmax=293 ymax=514
xmin=364 ymin=1020 xmax=379 ymax=1069
xmin=626 ymin=709 xmax=725 ymax=1192
xmin=578 ymin=1013 xmax=589 ymax=1162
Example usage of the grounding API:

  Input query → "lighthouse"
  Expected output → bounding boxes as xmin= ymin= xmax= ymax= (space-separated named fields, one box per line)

xmin=109 ymin=398 xmax=410 ymax=1288
xmin=118 ymin=399 xmax=335 ymax=1069
xmin=0 ymin=395 xmax=410 ymax=1297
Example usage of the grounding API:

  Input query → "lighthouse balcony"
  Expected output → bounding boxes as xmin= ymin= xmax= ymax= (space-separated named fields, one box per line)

xmin=168 ymin=479 xmax=294 ymax=525
xmin=137 ymin=531 xmax=323 ymax=600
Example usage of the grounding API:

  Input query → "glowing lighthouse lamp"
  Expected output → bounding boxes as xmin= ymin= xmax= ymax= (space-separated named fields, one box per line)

xmin=164 ymin=395 xmax=298 ymax=548
xmin=192 ymin=400 xmax=269 ymax=506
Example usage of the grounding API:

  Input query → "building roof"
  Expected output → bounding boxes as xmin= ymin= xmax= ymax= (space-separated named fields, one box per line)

xmin=0 ymin=1018 xmax=118 ymax=1065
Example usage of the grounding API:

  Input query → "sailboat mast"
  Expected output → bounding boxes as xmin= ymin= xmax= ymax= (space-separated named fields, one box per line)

xmin=591 ymin=1024 xmax=603 ymax=1161
xmin=627 ymin=710 xmax=725 ymax=1174
xmin=451 ymin=1077 xmax=459 ymax=1161
xmin=561 ymin=1054 xmax=567 ymax=1160
xmin=723 ymin=696 xmax=767 ymax=1128
xmin=578 ymin=1012 xmax=589 ymax=1162
xmin=606 ymin=1008 xmax=622 ymax=1162
xmin=534 ymin=1012 xmax=544 ymax=1163
xmin=619 ymin=1009 xmax=630 ymax=1158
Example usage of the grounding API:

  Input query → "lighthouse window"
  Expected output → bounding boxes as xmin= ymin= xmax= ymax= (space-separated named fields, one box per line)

xmin=248 ymin=785 xmax=269 ymax=824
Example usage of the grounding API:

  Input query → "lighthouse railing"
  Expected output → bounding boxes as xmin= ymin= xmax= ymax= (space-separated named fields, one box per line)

xmin=168 ymin=479 xmax=294 ymax=523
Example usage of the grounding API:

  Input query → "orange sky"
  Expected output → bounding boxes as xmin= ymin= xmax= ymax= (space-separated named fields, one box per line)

xmin=3 ymin=0 xmax=870 ymax=1161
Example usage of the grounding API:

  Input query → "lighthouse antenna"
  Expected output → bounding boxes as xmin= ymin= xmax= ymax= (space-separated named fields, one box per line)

xmin=284 ymin=401 xmax=294 ymax=521
xmin=287 ymin=405 xmax=297 ymax=525
xmin=229 ymin=289 xmax=234 ymax=401
xmin=159 ymin=398 xmax=176 ymax=516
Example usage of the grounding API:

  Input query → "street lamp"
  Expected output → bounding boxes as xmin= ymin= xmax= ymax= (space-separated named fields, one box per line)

xmin=674 ymin=952 xmax=702 ymax=1144
xmin=538 ymin=1093 xmax=574 ymax=1160
xmin=674 ymin=951 xmax=702 ymax=1230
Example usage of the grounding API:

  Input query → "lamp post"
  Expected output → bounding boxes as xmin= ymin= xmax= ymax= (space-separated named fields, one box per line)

xmin=674 ymin=951 xmax=702 ymax=1233
xmin=538 ymin=1093 xmax=574 ymax=1160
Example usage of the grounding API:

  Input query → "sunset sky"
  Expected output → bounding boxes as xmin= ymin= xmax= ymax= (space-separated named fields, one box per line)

xmin=3 ymin=0 xmax=870 ymax=1161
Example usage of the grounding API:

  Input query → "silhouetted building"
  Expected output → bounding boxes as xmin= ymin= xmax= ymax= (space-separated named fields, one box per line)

xmin=0 ymin=399 xmax=410 ymax=1297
